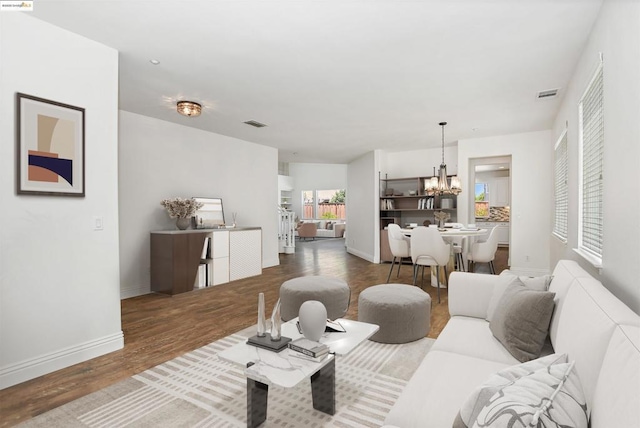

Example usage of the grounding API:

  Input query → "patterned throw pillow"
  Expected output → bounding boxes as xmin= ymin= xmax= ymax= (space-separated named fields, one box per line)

xmin=454 ymin=353 xmax=588 ymax=428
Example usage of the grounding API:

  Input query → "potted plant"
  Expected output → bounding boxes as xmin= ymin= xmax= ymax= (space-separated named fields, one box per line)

xmin=160 ymin=197 xmax=204 ymax=230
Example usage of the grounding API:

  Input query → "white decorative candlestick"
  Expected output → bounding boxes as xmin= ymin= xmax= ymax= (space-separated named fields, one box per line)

xmin=270 ymin=299 xmax=282 ymax=341
xmin=257 ymin=293 xmax=266 ymax=337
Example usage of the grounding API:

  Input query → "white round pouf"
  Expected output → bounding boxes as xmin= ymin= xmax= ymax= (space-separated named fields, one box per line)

xmin=358 ymin=284 xmax=431 ymax=344
xmin=279 ymin=276 xmax=351 ymax=321
xmin=298 ymin=300 xmax=327 ymax=341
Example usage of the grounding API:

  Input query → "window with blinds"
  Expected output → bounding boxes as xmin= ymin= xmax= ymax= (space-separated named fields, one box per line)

xmin=578 ymin=59 xmax=604 ymax=263
xmin=553 ymin=130 xmax=568 ymax=242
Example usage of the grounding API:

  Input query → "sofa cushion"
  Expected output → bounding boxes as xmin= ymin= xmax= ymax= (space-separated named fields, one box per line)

xmin=384 ymin=350 xmax=512 ymax=428
xmin=590 ymin=325 xmax=640 ymax=427
xmin=552 ymin=275 xmax=640 ymax=414
xmin=432 ymin=317 xmax=523 ymax=365
xmin=489 ymin=281 xmax=556 ymax=362
xmin=454 ymin=353 xmax=587 ymax=428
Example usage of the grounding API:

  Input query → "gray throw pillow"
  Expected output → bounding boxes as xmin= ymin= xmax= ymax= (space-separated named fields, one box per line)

xmin=489 ymin=281 xmax=556 ymax=363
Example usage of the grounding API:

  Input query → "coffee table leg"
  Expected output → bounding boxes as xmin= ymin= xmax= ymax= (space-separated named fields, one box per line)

xmin=247 ymin=363 xmax=268 ymax=428
xmin=310 ymin=357 xmax=335 ymax=415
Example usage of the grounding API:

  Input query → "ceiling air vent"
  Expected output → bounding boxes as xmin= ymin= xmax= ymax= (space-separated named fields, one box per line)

xmin=244 ymin=120 xmax=267 ymax=128
xmin=537 ymin=89 xmax=559 ymax=99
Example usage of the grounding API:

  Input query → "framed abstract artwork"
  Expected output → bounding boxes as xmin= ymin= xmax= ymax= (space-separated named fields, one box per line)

xmin=16 ymin=93 xmax=85 ymax=196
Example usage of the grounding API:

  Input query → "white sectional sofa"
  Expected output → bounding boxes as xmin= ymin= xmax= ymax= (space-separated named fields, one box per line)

xmin=384 ymin=260 xmax=640 ymax=428
xmin=296 ymin=220 xmax=346 ymax=238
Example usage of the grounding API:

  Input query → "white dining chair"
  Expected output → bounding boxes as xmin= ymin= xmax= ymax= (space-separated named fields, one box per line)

xmin=467 ymin=226 xmax=500 ymax=274
xmin=386 ymin=224 xmax=411 ymax=283
xmin=410 ymin=226 xmax=450 ymax=303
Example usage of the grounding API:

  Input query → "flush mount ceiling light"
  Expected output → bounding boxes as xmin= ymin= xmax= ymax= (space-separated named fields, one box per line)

xmin=425 ymin=122 xmax=462 ymax=196
xmin=176 ymin=101 xmax=201 ymax=117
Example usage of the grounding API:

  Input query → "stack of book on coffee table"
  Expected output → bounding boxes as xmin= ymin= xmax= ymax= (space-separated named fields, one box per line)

xmin=288 ymin=337 xmax=330 ymax=362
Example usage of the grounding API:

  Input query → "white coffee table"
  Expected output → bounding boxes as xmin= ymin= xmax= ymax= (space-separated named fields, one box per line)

xmin=218 ymin=318 xmax=379 ymax=427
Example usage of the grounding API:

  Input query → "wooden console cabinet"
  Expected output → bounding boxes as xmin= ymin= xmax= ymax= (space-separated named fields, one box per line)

xmin=150 ymin=228 xmax=262 ymax=295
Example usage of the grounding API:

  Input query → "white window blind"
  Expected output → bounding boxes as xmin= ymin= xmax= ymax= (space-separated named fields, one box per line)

xmin=553 ymin=130 xmax=568 ymax=241
xmin=578 ymin=60 xmax=604 ymax=261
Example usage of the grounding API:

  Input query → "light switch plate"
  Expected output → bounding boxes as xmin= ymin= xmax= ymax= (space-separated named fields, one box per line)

xmin=93 ymin=216 xmax=104 ymax=230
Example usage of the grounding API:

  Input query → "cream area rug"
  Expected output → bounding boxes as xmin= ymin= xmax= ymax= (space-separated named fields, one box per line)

xmin=19 ymin=327 xmax=434 ymax=428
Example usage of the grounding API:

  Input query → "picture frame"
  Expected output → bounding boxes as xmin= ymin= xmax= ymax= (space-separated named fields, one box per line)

xmin=192 ymin=197 xmax=225 ymax=228
xmin=16 ymin=93 xmax=85 ymax=196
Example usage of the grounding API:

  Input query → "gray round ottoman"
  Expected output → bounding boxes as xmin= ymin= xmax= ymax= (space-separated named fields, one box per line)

xmin=358 ymin=284 xmax=431 ymax=343
xmin=280 ymin=276 xmax=351 ymax=321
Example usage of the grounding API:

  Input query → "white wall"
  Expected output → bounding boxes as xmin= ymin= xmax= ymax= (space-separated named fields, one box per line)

xmin=550 ymin=0 xmax=640 ymax=313
xmin=118 ymin=111 xmax=279 ymax=298
xmin=383 ymin=146 xmax=458 ymax=178
xmin=346 ymin=151 xmax=379 ymax=262
xmin=458 ymin=131 xmax=552 ymax=276
xmin=288 ymin=163 xmax=348 ymax=220
xmin=0 ymin=14 xmax=123 ymax=388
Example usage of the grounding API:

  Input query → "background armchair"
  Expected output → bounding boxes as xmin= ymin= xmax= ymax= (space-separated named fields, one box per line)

xmin=297 ymin=222 xmax=317 ymax=240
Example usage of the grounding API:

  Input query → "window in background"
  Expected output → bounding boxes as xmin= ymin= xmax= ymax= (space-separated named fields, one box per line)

xmin=317 ymin=189 xmax=346 ymax=220
xmin=553 ymin=130 xmax=568 ymax=242
xmin=302 ymin=190 xmax=314 ymax=219
xmin=577 ymin=56 xmax=603 ymax=267
xmin=301 ymin=189 xmax=346 ymax=220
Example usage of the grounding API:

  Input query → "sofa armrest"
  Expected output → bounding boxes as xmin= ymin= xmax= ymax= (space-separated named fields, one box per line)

xmin=334 ymin=223 xmax=345 ymax=237
xmin=448 ymin=272 xmax=502 ymax=319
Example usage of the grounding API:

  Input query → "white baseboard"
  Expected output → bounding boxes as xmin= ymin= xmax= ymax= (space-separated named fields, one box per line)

xmin=263 ymin=256 xmax=280 ymax=268
xmin=507 ymin=266 xmax=551 ymax=277
xmin=347 ymin=247 xmax=375 ymax=263
xmin=0 ymin=331 xmax=124 ymax=390
xmin=120 ymin=283 xmax=150 ymax=299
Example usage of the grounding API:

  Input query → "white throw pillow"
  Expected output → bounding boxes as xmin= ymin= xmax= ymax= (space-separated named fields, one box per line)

xmin=454 ymin=353 xmax=588 ymax=428
xmin=500 ymin=270 xmax=553 ymax=291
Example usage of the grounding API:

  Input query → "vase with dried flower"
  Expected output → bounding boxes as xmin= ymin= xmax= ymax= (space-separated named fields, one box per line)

xmin=434 ymin=211 xmax=450 ymax=230
xmin=160 ymin=197 xmax=204 ymax=230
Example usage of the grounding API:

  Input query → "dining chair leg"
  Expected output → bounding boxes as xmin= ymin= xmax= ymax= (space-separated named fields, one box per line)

xmin=412 ymin=264 xmax=418 ymax=286
xmin=386 ymin=257 xmax=396 ymax=283
xmin=396 ymin=258 xmax=402 ymax=278
xmin=421 ymin=265 xmax=426 ymax=288
xmin=436 ymin=265 xmax=441 ymax=304
xmin=489 ymin=261 xmax=496 ymax=275
xmin=443 ymin=265 xmax=448 ymax=288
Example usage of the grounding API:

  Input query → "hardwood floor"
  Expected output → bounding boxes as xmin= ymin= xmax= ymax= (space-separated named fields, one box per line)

xmin=0 ymin=238 xmax=509 ymax=427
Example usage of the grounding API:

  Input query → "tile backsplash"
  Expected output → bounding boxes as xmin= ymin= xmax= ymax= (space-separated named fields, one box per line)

xmin=477 ymin=206 xmax=510 ymax=222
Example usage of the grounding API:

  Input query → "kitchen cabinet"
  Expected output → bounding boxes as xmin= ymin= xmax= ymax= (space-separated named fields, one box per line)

xmin=493 ymin=177 xmax=510 ymax=207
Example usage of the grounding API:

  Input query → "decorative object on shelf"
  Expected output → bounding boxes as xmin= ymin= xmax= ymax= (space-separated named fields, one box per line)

xmin=175 ymin=218 xmax=190 ymax=230
xmin=16 ymin=93 xmax=86 ymax=197
xmin=270 ymin=299 xmax=283 ymax=341
xmin=257 ymin=292 xmax=266 ymax=337
xmin=176 ymin=100 xmax=201 ymax=117
xmin=425 ymin=122 xmax=462 ymax=196
xmin=232 ymin=212 xmax=237 ymax=228
xmin=246 ymin=297 xmax=291 ymax=351
xmin=160 ymin=197 xmax=204 ymax=230
xmin=434 ymin=211 xmax=451 ymax=229
xmin=298 ymin=300 xmax=328 ymax=342
xmin=193 ymin=197 xmax=225 ymax=228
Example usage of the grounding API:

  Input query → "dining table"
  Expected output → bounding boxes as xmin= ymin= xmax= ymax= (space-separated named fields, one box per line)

xmin=400 ymin=226 xmax=488 ymax=287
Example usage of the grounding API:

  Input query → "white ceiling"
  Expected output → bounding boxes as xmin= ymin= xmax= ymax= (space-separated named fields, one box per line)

xmin=30 ymin=0 xmax=602 ymax=164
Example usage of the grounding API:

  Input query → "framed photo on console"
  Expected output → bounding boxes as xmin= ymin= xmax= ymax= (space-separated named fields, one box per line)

xmin=193 ymin=197 xmax=225 ymax=228
xmin=16 ymin=93 xmax=85 ymax=197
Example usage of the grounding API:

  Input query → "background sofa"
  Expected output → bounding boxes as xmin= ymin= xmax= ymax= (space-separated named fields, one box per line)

xmin=384 ymin=260 xmax=640 ymax=428
xmin=296 ymin=220 xmax=346 ymax=239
